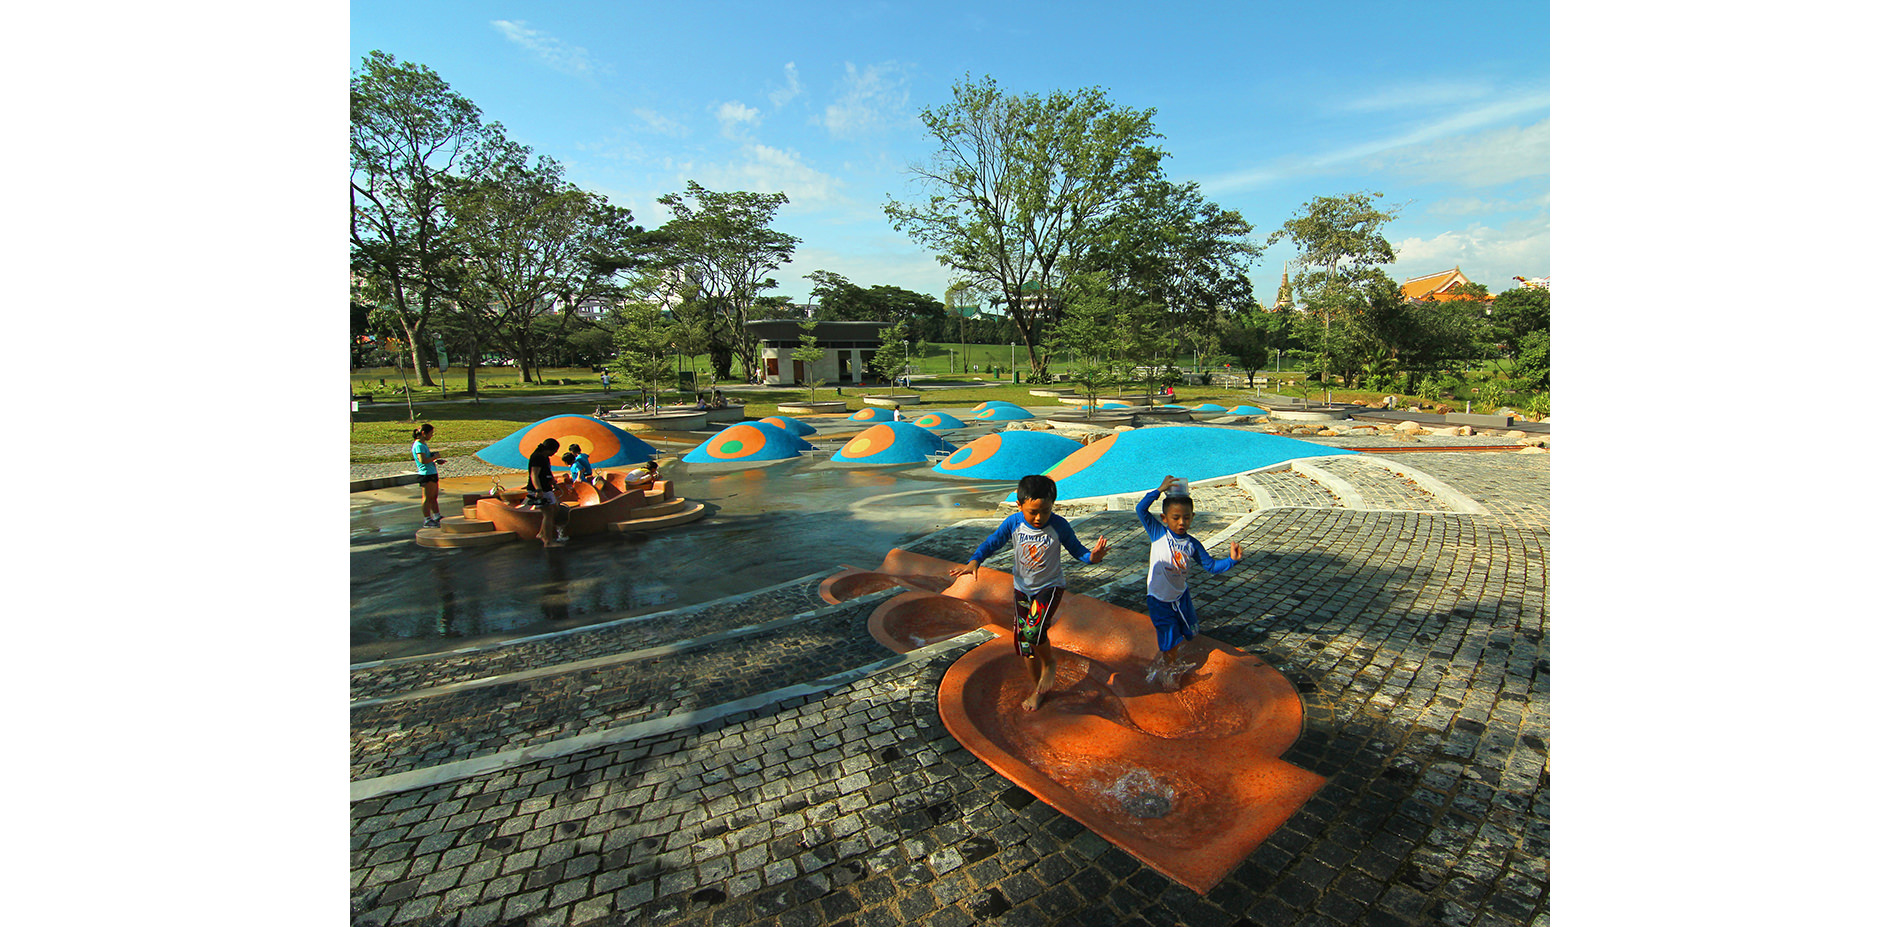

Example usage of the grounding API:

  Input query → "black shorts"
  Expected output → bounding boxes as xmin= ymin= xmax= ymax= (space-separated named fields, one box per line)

xmin=1013 ymin=586 xmax=1065 ymax=657
xmin=418 ymin=473 xmax=439 ymax=485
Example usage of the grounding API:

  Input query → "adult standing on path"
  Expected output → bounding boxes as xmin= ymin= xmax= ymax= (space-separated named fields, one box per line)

xmin=412 ymin=423 xmax=447 ymax=527
xmin=600 ymin=370 xmax=611 ymax=393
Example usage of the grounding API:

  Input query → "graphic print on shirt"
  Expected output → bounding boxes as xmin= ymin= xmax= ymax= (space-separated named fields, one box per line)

xmin=1148 ymin=532 xmax=1195 ymax=602
xmin=1019 ymin=533 xmax=1050 ymax=572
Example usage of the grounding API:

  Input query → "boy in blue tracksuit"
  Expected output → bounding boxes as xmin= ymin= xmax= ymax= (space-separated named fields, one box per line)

xmin=561 ymin=444 xmax=595 ymax=486
xmin=1138 ymin=475 xmax=1243 ymax=689
xmin=951 ymin=474 xmax=1108 ymax=711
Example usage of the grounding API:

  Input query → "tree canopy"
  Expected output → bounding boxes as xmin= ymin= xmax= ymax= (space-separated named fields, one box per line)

xmin=653 ymin=181 xmax=800 ymax=382
xmin=445 ymin=146 xmax=642 ymax=382
xmin=350 ymin=50 xmax=506 ymax=386
xmin=886 ymin=75 xmax=1167 ymax=378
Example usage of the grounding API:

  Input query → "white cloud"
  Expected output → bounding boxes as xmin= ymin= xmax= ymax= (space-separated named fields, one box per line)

xmin=1199 ymin=93 xmax=1548 ymax=195
xmin=490 ymin=20 xmax=610 ymax=77
xmin=1340 ymin=80 xmax=1495 ymax=112
xmin=1393 ymin=220 xmax=1550 ymax=287
xmin=1427 ymin=192 xmax=1550 ymax=217
xmin=768 ymin=62 xmax=803 ymax=108
xmin=687 ymin=144 xmax=846 ymax=211
xmin=631 ymin=108 xmax=688 ymax=137
xmin=714 ymin=100 xmax=760 ymax=140
xmin=1372 ymin=120 xmax=1550 ymax=188
xmin=822 ymin=62 xmax=913 ymax=136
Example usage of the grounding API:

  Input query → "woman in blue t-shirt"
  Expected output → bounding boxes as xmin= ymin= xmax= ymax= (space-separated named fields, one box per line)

xmin=411 ymin=423 xmax=448 ymax=527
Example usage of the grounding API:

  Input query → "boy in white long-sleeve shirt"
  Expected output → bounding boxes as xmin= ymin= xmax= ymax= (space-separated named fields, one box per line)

xmin=1137 ymin=475 xmax=1242 ymax=690
xmin=951 ymin=474 xmax=1108 ymax=711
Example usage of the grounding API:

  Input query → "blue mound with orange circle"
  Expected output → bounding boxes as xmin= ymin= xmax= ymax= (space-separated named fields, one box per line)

xmin=1193 ymin=403 xmax=1228 ymax=412
xmin=910 ymin=411 xmax=966 ymax=430
xmin=934 ymin=431 xmax=1084 ymax=481
xmin=850 ymin=407 xmax=896 ymax=422
xmin=1098 ymin=400 xmax=1133 ymax=409
xmin=831 ymin=422 xmax=953 ymax=465
xmin=476 ymin=415 xmax=660 ymax=469
xmin=1018 ymin=425 xmax=1357 ymax=502
xmin=1227 ymin=405 xmax=1268 ymax=415
xmin=683 ymin=421 xmax=815 ymax=463
xmin=757 ymin=415 xmax=817 ymax=436
xmin=972 ymin=402 xmax=1035 ymax=421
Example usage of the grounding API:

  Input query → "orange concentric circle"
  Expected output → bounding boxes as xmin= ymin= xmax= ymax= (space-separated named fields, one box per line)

xmin=839 ymin=423 xmax=897 ymax=459
xmin=938 ymin=433 xmax=1001 ymax=472
xmin=1042 ymin=433 xmax=1118 ymax=482
xmin=517 ymin=417 xmax=620 ymax=463
xmin=705 ymin=423 xmax=770 ymax=460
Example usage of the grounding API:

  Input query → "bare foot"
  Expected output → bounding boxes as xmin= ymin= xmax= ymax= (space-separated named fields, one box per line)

xmin=1021 ymin=691 xmax=1042 ymax=712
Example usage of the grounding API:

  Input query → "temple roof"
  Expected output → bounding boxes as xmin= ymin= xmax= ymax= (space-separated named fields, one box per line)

xmin=1400 ymin=267 xmax=1489 ymax=302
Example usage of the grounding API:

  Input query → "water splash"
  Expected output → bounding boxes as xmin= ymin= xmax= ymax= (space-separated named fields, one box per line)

xmin=1102 ymin=768 xmax=1175 ymax=819
xmin=1144 ymin=656 xmax=1194 ymax=690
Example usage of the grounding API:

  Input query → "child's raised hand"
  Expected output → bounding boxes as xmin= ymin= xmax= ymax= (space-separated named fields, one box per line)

xmin=1229 ymin=541 xmax=1244 ymax=561
xmin=1157 ymin=475 xmax=1179 ymax=493
xmin=1090 ymin=535 xmax=1109 ymax=562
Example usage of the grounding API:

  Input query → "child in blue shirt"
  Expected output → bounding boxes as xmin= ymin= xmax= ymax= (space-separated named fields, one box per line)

xmin=1138 ymin=475 xmax=1242 ymax=690
xmin=951 ymin=474 xmax=1108 ymax=711
xmin=561 ymin=444 xmax=594 ymax=485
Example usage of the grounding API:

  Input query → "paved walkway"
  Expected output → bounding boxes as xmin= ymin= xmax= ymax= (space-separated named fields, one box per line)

xmin=351 ymin=440 xmax=1549 ymax=927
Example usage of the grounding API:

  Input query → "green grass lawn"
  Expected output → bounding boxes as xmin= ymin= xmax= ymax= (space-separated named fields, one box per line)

xmin=350 ymin=348 xmax=1542 ymax=462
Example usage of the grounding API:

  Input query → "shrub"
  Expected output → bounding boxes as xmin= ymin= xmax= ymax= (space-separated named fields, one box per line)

xmin=1527 ymin=391 xmax=1550 ymax=417
xmin=1477 ymin=378 xmax=1511 ymax=410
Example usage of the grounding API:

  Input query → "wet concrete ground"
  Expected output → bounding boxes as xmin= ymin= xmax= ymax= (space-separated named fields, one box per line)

xmin=350 ymin=438 xmax=1553 ymax=926
xmin=351 ymin=459 xmax=1014 ymax=663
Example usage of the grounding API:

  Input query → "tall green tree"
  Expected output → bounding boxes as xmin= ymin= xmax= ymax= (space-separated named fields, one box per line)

xmin=1266 ymin=191 xmax=1402 ymax=388
xmin=1050 ymin=272 xmax=1135 ymax=414
xmin=655 ymin=181 xmax=800 ymax=382
xmin=445 ymin=147 xmax=640 ymax=383
xmin=885 ymin=75 xmax=1166 ymax=378
xmin=610 ymin=302 xmax=680 ymax=399
xmin=350 ymin=50 xmax=505 ymax=387
xmin=870 ymin=322 xmax=911 ymax=386
xmin=790 ymin=319 xmax=827 ymax=401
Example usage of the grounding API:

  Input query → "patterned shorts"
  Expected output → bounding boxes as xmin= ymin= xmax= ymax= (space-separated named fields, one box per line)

xmin=1013 ymin=586 xmax=1065 ymax=657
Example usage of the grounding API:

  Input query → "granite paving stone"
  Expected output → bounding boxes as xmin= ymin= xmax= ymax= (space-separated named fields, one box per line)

xmin=351 ymin=446 xmax=1549 ymax=926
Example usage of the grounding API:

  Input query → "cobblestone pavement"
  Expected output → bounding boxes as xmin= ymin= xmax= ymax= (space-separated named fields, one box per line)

xmin=351 ymin=447 xmax=1549 ymax=927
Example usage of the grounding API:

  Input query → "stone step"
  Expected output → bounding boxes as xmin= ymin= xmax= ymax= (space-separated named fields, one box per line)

xmin=437 ymin=516 xmax=498 ymax=534
xmin=607 ymin=501 xmax=708 ymax=533
xmin=413 ymin=525 xmax=519 ymax=549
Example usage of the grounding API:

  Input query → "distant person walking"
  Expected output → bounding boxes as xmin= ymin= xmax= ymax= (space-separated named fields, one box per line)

xmin=412 ymin=423 xmax=447 ymax=527
xmin=600 ymin=370 xmax=611 ymax=393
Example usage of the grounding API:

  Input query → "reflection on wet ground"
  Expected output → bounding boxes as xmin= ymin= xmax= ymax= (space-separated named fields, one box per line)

xmin=350 ymin=458 xmax=1011 ymax=663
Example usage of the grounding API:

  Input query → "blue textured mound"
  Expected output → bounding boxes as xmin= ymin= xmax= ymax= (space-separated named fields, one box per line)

xmin=1193 ymin=403 xmax=1228 ymax=412
xmin=972 ymin=402 xmax=1035 ymax=422
xmin=1024 ymin=424 xmax=1356 ymax=502
xmin=476 ymin=415 xmax=659 ymax=469
xmin=849 ymin=407 xmax=896 ymax=422
xmin=1098 ymin=401 xmax=1133 ymax=409
xmin=830 ymin=422 xmax=953 ymax=464
xmin=934 ymin=430 xmax=1084 ymax=481
xmin=910 ymin=411 xmax=966 ymax=431
xmin=757 ymin=415 xmax=817 ymax=436
xmin=683 ymin=422 xmax=815 ymax=463
xmin=1227 ymin=405 xmax=1268 ymax=415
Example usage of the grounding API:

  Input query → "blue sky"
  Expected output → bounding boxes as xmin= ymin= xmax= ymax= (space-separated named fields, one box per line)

xmin=352 ymin=1 xmax=1549 ymax=306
